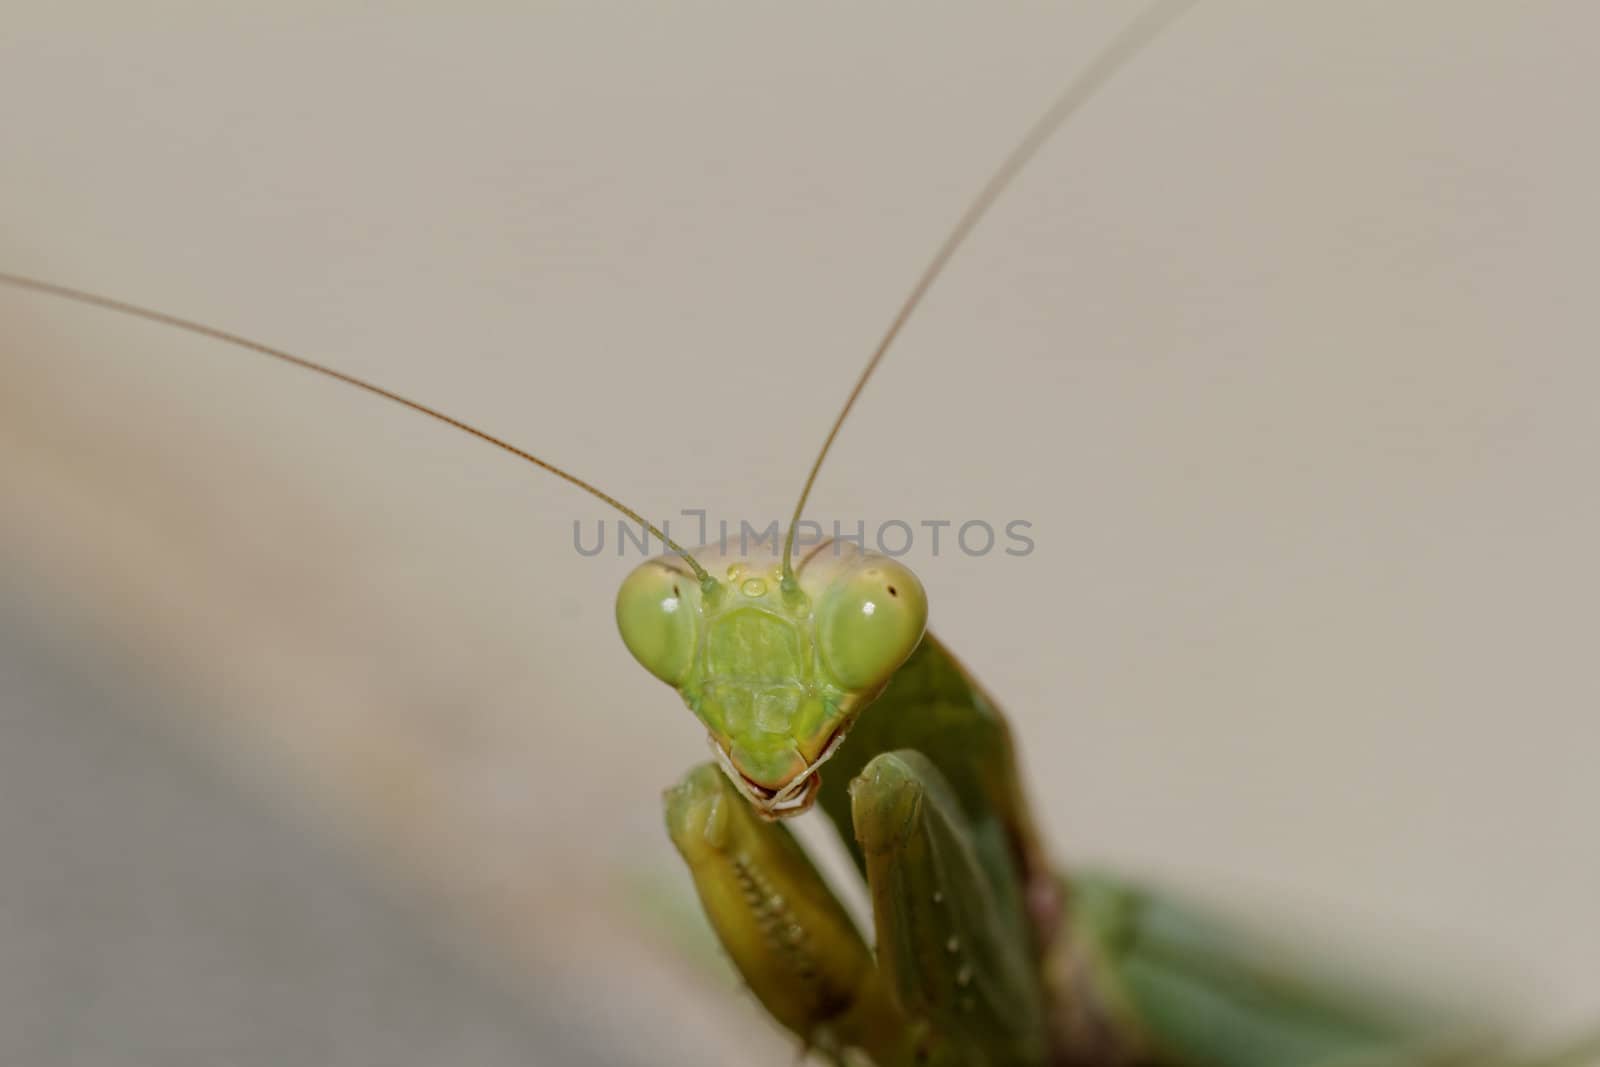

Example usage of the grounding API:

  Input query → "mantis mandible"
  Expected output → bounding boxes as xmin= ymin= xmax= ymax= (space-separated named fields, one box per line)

xmin=3 ymin=2 xmax=1597 ymax=1064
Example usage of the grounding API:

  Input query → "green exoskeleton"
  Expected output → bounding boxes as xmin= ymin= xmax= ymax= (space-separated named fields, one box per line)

xmin=2 ymin=2 xmax=1596 ymax=1065
xmin=642 ymin=540 xmax=1600 ymax=1065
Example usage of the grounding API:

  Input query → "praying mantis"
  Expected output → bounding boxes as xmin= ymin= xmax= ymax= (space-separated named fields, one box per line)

xmin=3 ymin=2 xmax=1598 ymax=1064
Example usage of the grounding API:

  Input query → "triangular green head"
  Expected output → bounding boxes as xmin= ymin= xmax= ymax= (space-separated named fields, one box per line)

xmin=616 ymin=539 xmax=927 ymax=818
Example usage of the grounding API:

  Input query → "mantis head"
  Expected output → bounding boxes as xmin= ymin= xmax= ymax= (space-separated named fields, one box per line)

xmin=617 ymin=539 xmax=927 ymax=818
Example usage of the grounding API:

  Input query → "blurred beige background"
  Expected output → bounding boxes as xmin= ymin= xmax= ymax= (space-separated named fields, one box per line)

xmin=2 ymin=2 xmax=1596 ymax=1063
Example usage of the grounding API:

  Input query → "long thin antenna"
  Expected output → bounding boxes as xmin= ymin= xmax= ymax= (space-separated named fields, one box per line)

xmin=779 ymin=0 xmax=1196 ymax=586
xmin=0 ymin=270 xmax=714 ymax=586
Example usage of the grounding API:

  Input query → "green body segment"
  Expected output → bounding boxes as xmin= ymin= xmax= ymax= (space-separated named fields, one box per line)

xmin=658 ymin=625 xmax=1600 ymax=1066
xmin=698 ymin=596 xmax=828 ymax=787
xmin=664 ymin=763 xmax=914 ymax=1065
xmin=620 ymin=542 xmax=928 ymax=813
xmin=852 ymin=749 xmax=1049 ymax=1065
xmin=815 ymin=633 xmax=1058 ymax=937
xmin=1060 ymin=873 xmax=1471 ymax=1067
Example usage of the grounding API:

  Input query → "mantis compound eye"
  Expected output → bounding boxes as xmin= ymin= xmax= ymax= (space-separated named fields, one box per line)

xmin=816 ymin=556 xmax=928 ymax=692
xmin=616 ymin=560 xmax=701 ymax=687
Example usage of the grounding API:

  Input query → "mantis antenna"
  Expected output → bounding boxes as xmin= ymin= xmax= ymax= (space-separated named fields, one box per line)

xmin=779 ymin=0 xmax=1197 ymax=589
xmin=0 ymin=270 xmax=715 ymax=587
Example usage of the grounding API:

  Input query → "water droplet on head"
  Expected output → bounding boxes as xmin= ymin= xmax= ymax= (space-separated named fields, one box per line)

xmin=741 ymin=577 xmax=768 ymax=597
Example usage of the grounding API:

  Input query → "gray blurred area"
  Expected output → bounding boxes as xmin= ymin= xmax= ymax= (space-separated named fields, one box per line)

xmin=0 ymin=567 xmax=642 ymax=1067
